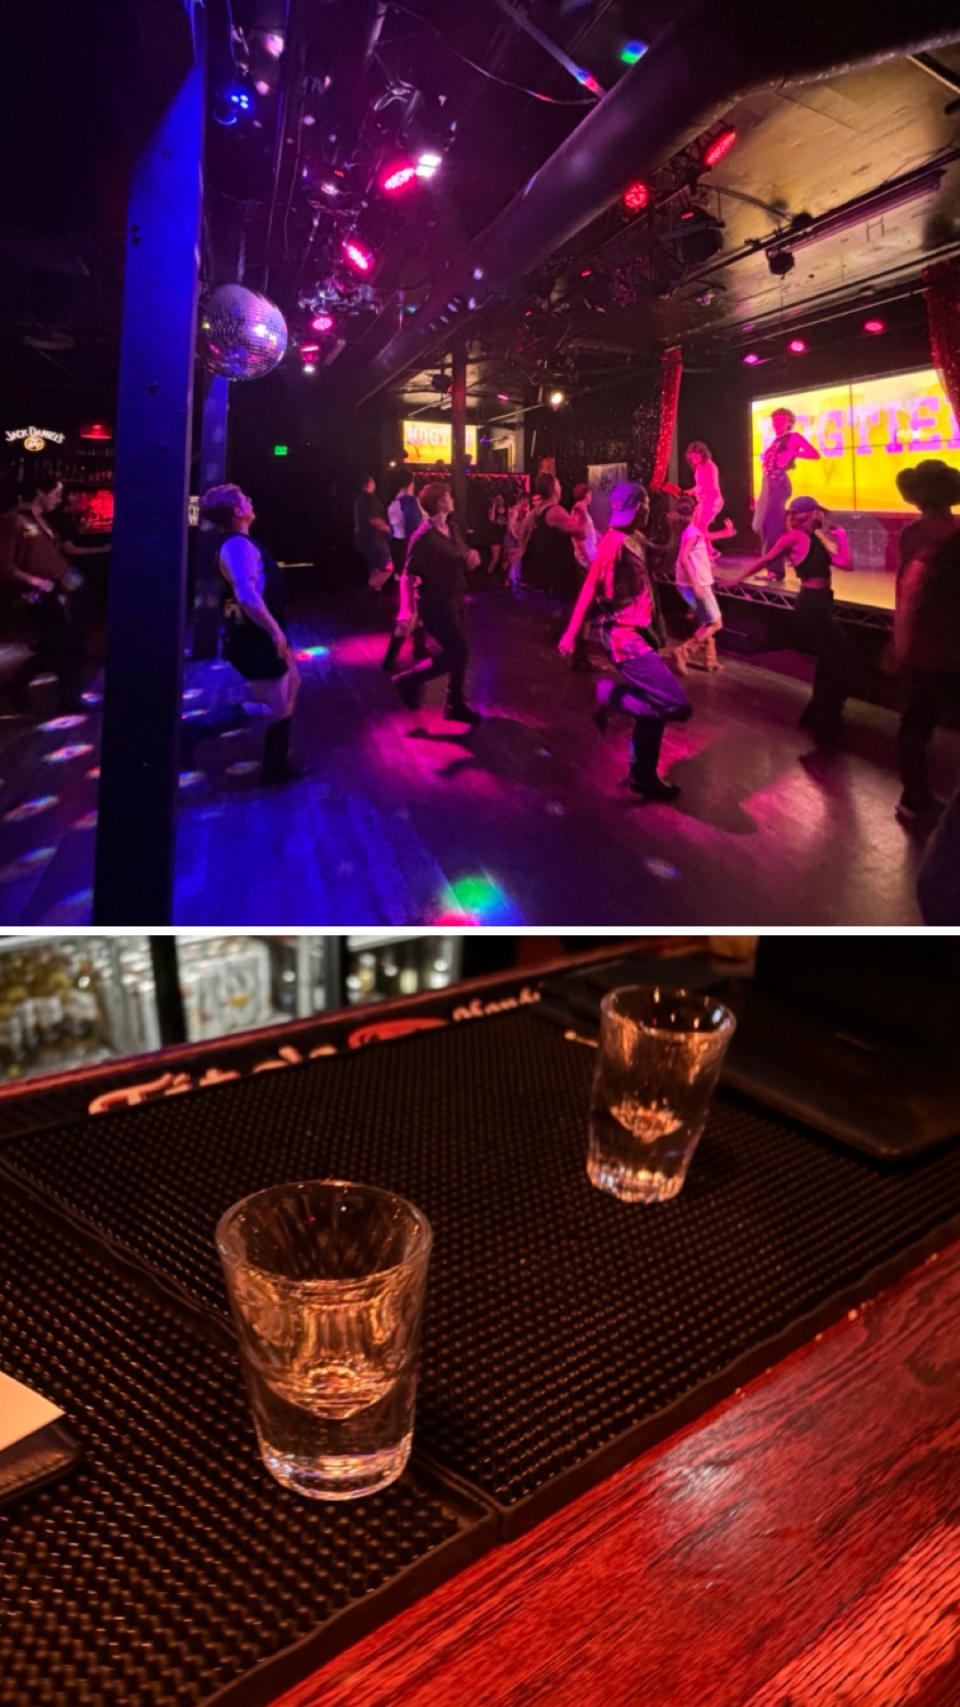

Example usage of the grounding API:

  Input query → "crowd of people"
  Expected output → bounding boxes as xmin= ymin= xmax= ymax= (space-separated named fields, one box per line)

xmin=340 ymin=433 xmax=960 ymax=861
xmin=1 ymin=433 xmax=957 ymax=916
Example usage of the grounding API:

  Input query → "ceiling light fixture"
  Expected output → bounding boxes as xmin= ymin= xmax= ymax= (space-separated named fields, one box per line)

xmin=863 ymin=317 xmax=887 ymax=334
xmin=703 ymin=127 xmax=737 ymax=168
xmin=622 ymin=179 xmax=650 ymax=213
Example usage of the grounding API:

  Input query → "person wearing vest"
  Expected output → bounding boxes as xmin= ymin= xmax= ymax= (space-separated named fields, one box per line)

xmin=559 ymin=481 xmax=692 ymax=803
xmin=731 ymin=494 xmax=852 ymax=742
xmin=199 ymin=483 xmax=307 ymax=785
xmin=391 ymin=481 xmax=483 ymax=725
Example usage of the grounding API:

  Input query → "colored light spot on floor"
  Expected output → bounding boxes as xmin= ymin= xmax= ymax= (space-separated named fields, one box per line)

xmin=225 ymin=761 xmax=260 ymax=777
xmin=0 ymin=847 xmax=55 ymax=882
xmin=545 ymin=801 xmax=566 ymax=817
xmin=179 ymin=771 xmax=205 ymax=788
xmin=72 ymin=812 xmax=99 ymax=831
xmin=82 ymin=691 xmax=103 ymax=706
xmin=434 ymin=873 xmax=523 ymax=925
xmin=644 ymin=858 xmax=681 ymax=880
xmin=296 ymin=645 xmax=330 ymax=660
xmin=43 ymin=744 xmax=95 ymax=765
xmin=4 ymin=795 xmax=59 ymax=823
xmin=40 ymin=714 xmax=87 ymax=732
xmin=86 ymin=767 xmax=101 ymax=781
xmin=182 ymin=688 xmax=203 ymax=701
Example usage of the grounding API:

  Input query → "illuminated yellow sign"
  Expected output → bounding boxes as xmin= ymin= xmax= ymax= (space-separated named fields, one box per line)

xmin=402 ymin=420 xmax=478 ymax=465
xmin=750 ymin=369 xmax=960 ymax=514
xmin=5 ymin=425 xmax=66 ymax=452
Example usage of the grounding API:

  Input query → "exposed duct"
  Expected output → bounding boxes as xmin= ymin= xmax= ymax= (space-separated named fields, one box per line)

xmin=349 ymin=0 xmax=960 ymax=404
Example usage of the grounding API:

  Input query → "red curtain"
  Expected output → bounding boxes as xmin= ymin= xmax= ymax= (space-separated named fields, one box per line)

xmin=648 ymin=346 xmax=683 ymax=491
xmin=924 ymin=259 xmax=960 ymax=427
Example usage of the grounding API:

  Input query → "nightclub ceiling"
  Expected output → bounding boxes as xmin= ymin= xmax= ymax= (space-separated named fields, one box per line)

xmin=1 ymin=0 xmax=959 ymax=416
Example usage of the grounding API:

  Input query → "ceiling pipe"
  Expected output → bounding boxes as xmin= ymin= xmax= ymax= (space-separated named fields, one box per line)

xmin=349 ymin=0 xmax=960 ymax=404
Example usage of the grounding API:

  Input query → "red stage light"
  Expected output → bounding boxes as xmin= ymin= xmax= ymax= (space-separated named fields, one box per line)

xmin=343 ymin=239 xmax=373 ymax=273
xmin=79 ymin=421 xmax=113 ymax=441
xmin=310 ymin=312 xmax=335 ymax=333
xmin=623 ymin=180 xmax=649 ymax=213
xmin=742 ymin=352 xmax=761 ymax=365
xmin=788 ymin=338 xmax=807 ymax=354
xmin=382 ymin=161 xmax=417 ymax=193
xmin=863 ymin=317 xmax=886 ymax=334
xmin=703 ymin=127 xmax=737 ymax=168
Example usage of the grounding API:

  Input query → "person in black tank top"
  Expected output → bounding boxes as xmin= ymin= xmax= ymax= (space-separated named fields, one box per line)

xmin=731 ymin=495 xmax=853 ymax=741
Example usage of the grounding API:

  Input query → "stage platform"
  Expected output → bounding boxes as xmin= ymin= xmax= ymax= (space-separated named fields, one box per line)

xmin=1 ymin=580 xmax=956 ymax=930
xmin=655 ymin=555 xmax=896 ymax=630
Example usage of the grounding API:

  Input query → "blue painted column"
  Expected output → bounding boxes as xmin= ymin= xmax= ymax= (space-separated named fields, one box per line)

xmin=93 ymin=43 xmax=205 ymax=924
xmin=192 ymin=374 xmax=229 ymax=659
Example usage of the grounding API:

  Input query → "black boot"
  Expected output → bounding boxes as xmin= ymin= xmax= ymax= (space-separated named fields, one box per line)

xmin=381 ymin=631 xmax=403 ymax=672
xmin=261 ymin=717 xmax=309 ymax=784
xmin=444 ymin=698 xmax=483 ymax=725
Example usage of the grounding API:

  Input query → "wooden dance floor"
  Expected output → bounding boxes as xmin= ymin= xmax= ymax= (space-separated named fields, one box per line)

xmin=0 ymin=581 xmax=955 ymax=927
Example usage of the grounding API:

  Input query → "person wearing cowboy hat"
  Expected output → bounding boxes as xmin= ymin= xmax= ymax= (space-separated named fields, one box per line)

xmin=559 ymin=480 xmax=691 ymax=802
xmin=893 ymin=459 xmax=960 ymax=825
xmin=729 ymin=493 xmax=853 ymax=742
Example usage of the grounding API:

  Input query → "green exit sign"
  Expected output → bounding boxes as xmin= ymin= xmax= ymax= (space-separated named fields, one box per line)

xmin=273 ymin=444 xmax=289 ymax=457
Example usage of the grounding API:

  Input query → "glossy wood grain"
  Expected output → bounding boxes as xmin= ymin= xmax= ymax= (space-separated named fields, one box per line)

xmin=275 ymin=1240 xmax=960 ymax=1707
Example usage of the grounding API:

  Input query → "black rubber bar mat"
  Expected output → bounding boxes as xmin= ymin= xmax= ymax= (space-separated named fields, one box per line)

xmin=5 ymin=1008 xmax=960 ymax=1543
xmin=0 ymin=1187 xmax=494 ymax=1707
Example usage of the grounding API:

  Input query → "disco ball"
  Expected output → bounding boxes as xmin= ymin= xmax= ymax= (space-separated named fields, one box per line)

xmin=198 ymin=284 xmax=288 ymax=380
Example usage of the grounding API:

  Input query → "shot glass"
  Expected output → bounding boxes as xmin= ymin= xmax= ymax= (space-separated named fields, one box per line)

xmin=587 ymin=987 xmax=736 ymax=1203
xmin=216 ymin=1180 xmax=432 ymax=1500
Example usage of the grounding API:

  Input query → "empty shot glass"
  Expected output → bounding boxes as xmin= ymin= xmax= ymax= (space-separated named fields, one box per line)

xmin=216 ymin=1180 xmax=432 ymax=1499
xmin=587 ymin=987 xmax=736 ymax=1203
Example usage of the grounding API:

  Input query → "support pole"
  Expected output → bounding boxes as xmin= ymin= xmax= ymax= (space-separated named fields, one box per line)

xmin=192 ymin=374 xmax=229 ymax=659
xmin=92 ymin=45 xmax=205 ymax=925
xmin=450 ymin=338 xmax=468 ymax=524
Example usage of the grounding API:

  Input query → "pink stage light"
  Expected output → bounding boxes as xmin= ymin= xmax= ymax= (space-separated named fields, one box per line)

xmin=343 ymin=239 xmax=373 ymax=273
xmin=787 ymin=338 xmax=808 ymax=354
xmin=623 ymin=180 xmax=650 ymax=213
xmin=703 ymin=127 xmax=737 ymax=168
xmin=299 ymin=343 xmax=320 ymax=361
xmin=382 ymin=162 xmax=417 ymax=193
xmin=863 ymin=318 xmax=886 ymax=334
xmin=310 ymin=311 xmax=335 ymax=333
xmin=742 ymin=352 xmax=761 ymax=365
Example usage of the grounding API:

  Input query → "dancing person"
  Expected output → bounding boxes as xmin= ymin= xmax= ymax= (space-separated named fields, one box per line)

xmin=754 ymin=409 xmax=820 ymax=581
xmin=0 ymin=474 xmax=86 ymax=712
xmin=392 ymin=482 xmax=483 ymax=725
xmin=520 ymin=473 xmax=586 ymax=598
xmin=386 ymin=473 xmax=422 ymax=579
xmin=892 ymin=463 xmax=960 ymax=825
xmin=571 ymin=483 xmax=599 ymax=570
xmin=731 ymin=495 xmax=852 ymax=741
xmin=504 ymin=489 xmax=530 ymax=589
xmin=354 ymin=475 xmax=392 ymax=590
xmin=486 ymin=490 xmax=508 ymax=576
xmin=671 ymin=497 xmax=736 ymax=673
xmin=558 ymin=481 xmax=692 ymax=803
xmin=685 ymin=442 xmax=724 ymax=556
xmin=200 ymin=483 xmax=307 ymax=784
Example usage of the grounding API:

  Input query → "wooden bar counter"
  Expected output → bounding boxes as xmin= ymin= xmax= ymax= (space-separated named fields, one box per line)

xmin=277 ymin=1238 xmax=960 ymax=1707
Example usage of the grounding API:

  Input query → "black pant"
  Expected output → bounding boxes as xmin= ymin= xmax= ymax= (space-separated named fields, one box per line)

xmin=793 ymin=588 xmax=848 ymax=731
xmin=394 ymin=601 xmax=469 ymax=704
xmin=898 ymin=669 xmax=959 ymax=806
xmin=33 ymin=591 xmax=84 ymax=711
xmin=389 ymin=537 xmax=407 ymax=576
